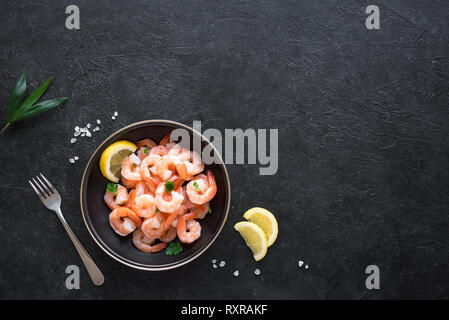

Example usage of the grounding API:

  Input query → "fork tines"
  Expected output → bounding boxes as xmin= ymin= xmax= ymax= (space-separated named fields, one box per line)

xmin=29 ymin=173 xmax=56 ymax=200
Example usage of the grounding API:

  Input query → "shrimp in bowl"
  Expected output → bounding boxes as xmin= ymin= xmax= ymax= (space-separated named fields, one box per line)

xmin=102 ymin=135 xmax=218 ymax=254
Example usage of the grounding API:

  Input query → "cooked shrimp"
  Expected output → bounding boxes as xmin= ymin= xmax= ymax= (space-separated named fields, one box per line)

xmin=177 ymin=212 xmax=201 ymax=243
xmin=159 ymin=133 xmax=171 ymax=146
xmin=189 ymin=202 xmax=210 ymax=219
xmin=104 ymin=184 xmax=129 ymax=210
xmin=132 ymin=229 xmax=167 ymax=253
xmin=141 ymin=213 xmax=165 ymax=239
xmin=159 ymin=226 xmax=177 ymax=243
xmin=121 ymin=175 xmax=138 ymax=189
xmin=150 ymin=145 xmax=168 ymax=156
xmin=121 ymin=154 xmax=142 ymax=181
xmin=135 ymin=181 xmax=149 ymax=196
xmin=134 ymin=194 xmax=157 ymax=218
xmin=109 ymin=207 xmax=142 ymax=236
xmin=154 ymin=181 xmax=184 ymax=213
xmin=151 ymin=155 xmax=177 ymax=181
xmin=186 ymin=170 xmax=217 ymax=205
xmin=136 ymin=139 xmax=157 ymax=160
xmin=175 ymin=151 xmax=204 ymax=180
xmin=139 ymin=154 xmax=163 ymax=188
xmin=163 ymin=205 xmax=187 ymax=230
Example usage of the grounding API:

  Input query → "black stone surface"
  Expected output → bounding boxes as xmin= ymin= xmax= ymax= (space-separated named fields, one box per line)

xmin=1 ymin=0 xmax=449 ymax=299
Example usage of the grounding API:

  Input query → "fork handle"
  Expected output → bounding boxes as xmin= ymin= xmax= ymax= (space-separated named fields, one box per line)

xmin=55 ymin=208 xmax=105 ymax=286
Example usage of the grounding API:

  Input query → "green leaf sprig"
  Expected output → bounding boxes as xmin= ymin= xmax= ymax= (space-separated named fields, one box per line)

xmin=165 ymin=241 xmax=183 ymax=256
xmin=165 ymin=180 xmax=175 ymax=193
xmin=1 ymin=72 xmax=68 ymax=134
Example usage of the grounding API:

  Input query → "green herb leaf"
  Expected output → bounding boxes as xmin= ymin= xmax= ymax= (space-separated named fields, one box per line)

xmin=155 ymin=208 xmax=159 ymax=213
xmin=193 ymin=181 xmax=200 ymax=191
xmin=132 ymin=163 xmax=137 ymax=168
xmin=165 ymin=241 xmax=183 ymax=256
xmin=208 ymin=206 xmax=212 ymax=214
xmin=144 ymin=147 xmax=149 ymax=154
xmin=107 ymin=183 xmax=118 ymax=194
xmin=165 ymin=181 xmax=175 ymax=193
xmin=7 ymin=72 xmax=27 ymax=120
xmin=1 ymin=74 xmax=68 ymax=134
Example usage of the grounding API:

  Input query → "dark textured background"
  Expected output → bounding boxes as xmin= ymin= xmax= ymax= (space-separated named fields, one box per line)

xmin=1 ymin=0 xmax=449 ymax=299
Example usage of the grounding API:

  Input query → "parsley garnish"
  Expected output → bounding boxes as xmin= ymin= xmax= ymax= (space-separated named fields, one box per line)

xmin=155 ymin=208 xmax=159 ymax=213
xmin=132 ymin=163 xmax=137 ymax=168
xmin=193 ymin=181 xmax=200 ymax=191
xmin=165 ymin=241 xmax=183 ymax=256
xmin=208 ymin=207 xmax=212 ymax=214
xmin=143 ymin=147 xmax=149 ymax=154
xmin=165 ymin=181 xmax=175 ymax=193
xmin=107 ymin=183 xmax=118 ymax=194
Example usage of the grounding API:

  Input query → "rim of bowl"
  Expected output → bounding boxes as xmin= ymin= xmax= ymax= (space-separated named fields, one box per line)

xmin=80 ymin=119 xmax=231 ymax=271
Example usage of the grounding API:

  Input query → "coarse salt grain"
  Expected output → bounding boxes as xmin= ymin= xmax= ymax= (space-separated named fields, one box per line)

xmin=112 ymin=116 xmax=116 ymax=120
xmin=212 ymin=264 xmax=217 ymax=269
xmin=233 ymin=270 xmax=239 ymax=277
xmin=254 ymin=269 xmax=261 ymax=276
xmin=298 ymin=261 xmax=304 ymax=267
xmin=114 ymin=111 xmax=118 ymax=116
xmin=74 ymin=156 xmax=79 ymax=160
xmin=305 ymin=265 xmax=309 ymax=269
xmin=219 ymin=261 xmax=226 ymax=267
xmin=70 ymin=138 xmax=77 ymax=144
xmin=86 ymin=123 xmax=91 ymax=128
xmin=69 ymin=158 xmax=75 ymax=163
xmin=75 ymin=126 xmax=79 ymax=131
xmin=212 ymin=259 xmax=217 ymax=264
xmin=96 ymin=119 xmax=101 ymax=124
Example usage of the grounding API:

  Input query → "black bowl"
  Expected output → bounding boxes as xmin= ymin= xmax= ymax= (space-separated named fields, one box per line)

xmin=80 ymin=120 xmax=231 ymax=271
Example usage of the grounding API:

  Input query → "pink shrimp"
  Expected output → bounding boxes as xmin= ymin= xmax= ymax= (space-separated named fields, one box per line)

xmin=135 ymin=181 xmax=150 ymax=196
xmin=177 ymin=212 xmax=201 ymax=243
xmin=136 ymin=139 xmax=157 ymax=160
xmin=109 ymin=207 xmax=142 ymax=236
xmin=104 ymin=184 xmax=129 ymax=210
xmin=186 ymin=170 xmax=217 ymax=205
xmin=159 ymin=226 xmax=177 ymax=243
xmin=154 ymin=182 xmax=184 ymax=213
xmin=150 ymin=145 xmax=168 ymax=156
xmin=121 ymin=175 xmax=138 ymax=189
xmin=132 ymin=229 xmax=167 ymax=253
xmin=159 ymin=133 xmax=171 ymax=146
xmin=175 ymin=151 xmax=204 ymax=180
xmin=133 ymin=194 xmax=157 ymax=218
xmin=141 ymin=213 xmax=165 ymax=239
xmin=151 ymin=155 xmax=177 ymax=181
xmin=139 ymin=154 xmax=163 ymax=188
xmin=121 ymin=154 xmax=141 ymax=181
xmin=189 ymin=202 xmax=210 ymax=219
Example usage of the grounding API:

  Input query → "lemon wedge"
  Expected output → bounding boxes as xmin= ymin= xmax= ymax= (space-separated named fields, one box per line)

xmin=99 ymin=140 xmax=137 ymax=182
xmin=234 ymin=221 xmax=268 ymax=261
xmin=243 ymin=207 xmax=278 ymax=247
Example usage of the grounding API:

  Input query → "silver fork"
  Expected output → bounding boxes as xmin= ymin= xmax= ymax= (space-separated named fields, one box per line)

xmin=29 ymin=173 xmax=104 ymax=286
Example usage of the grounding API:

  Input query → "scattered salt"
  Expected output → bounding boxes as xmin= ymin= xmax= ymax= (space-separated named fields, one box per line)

xmin=70 ymin=138 xmax=77 ymax=144
xmin=298 ymin=261 xmax=304 ymax=267
xmin=113 ymin=111 xmax=118 ymax=116
xmin=212 ymin=264 xmax=217 ymax=269
xmin=254 ymin=269 xmax=261 ymax=276
xmin=93 ymin=126 xmax=100 ymax=132
xmin=212 ymin=259 xmax=217 ymax=264
xmin=219 ymin=261 xmax=226 ymax=267
xmin=86 ymin=123 xmax=91 ymax=128
xmin=86 ymin=131 xmax=92 ymax=137
xmin=305 ymin=265 xmax=309 ymax=269
xmin=74 ymin=156 xmax=79 ymax=160
xmin=69 ymin=158 xmax=75 ymax=163
xmin=96 ymin=119 xmax=101 ymax=124
xmin=75 ymin=126 xmax=79 ymax=131
xmin=81 ymin=132 xmax=86 ymax=137
xmin=233 ymin=270 xmax=239 ymax=277
xmin=74 ymin=131 xmax=81 ymax=137
xmin=112 ymin=116 xmax=116 ymax=120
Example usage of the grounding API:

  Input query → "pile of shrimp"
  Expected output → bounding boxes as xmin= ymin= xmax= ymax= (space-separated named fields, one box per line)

xmin=104 ymin=133 xmax=217 ymax=253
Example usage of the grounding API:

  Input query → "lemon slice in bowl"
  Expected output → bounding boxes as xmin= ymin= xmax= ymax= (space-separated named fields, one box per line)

xmin=234 ymin=221 xmax=268 ymax=261
xmin=99 ymin=140 xmax=137 ymax=182
xmin=243 ymin=207 xmax=278 ymax=247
